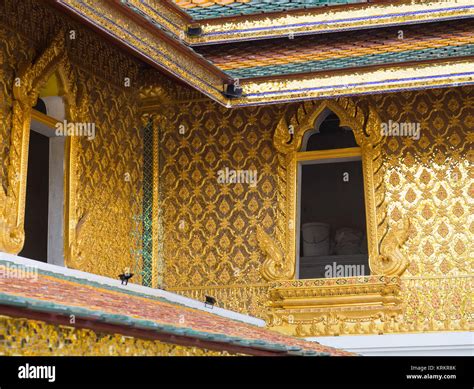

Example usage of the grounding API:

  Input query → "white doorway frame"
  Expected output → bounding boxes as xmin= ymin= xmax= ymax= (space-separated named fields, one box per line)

xmin=29 ymin=109 xmax=65 ymax=266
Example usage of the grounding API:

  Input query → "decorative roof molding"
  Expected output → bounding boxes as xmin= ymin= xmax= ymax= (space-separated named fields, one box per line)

xmin=118 ymin=0 xmax=192 ymax=41
xmin=196 ymin=20 xmax=474 ymax=80
xmin=196 ymin=1 xmax=474 ymax=45
xmin=52 ymin=0 xmax=232 ymax=105
xmin=104 ymin=1 xmax=474 ymax=45
xmin=125 ymin=0 xmax=474 ymax=45
xmin=234 ymin=59 xmax=474 ymax=106
xmin=50 ymin=1 xmax=474 ymax=106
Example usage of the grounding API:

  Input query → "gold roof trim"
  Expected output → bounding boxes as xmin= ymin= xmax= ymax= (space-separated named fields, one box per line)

xmin=234 ymin=59 xmax=474 ymax=106
xmin=55 ymin=0 xmax=229 ymax=104
xmin=54 ymin=1 xmax=474 ymax=106
xmin=138 ymin=0 xmax=474 ymax=45
xmin=197 ymin=1 xmax=474 ymax=45
xmin=96 ymin=0 xmax=474 ymax=45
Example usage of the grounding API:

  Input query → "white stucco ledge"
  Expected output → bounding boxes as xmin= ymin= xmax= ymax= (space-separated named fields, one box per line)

xmin=306 ymin=332 xmax=474 ymax=356
xmin=0 ymin=252 xmax=265 ymax=327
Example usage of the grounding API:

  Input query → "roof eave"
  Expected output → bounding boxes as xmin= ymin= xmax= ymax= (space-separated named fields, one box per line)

xmin=129 ymin=0 xmax=474 ymax=46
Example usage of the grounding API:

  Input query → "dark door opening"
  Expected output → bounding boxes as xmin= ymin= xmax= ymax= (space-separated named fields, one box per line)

xmin=298 ymin=159 xmax=369 ymax=279
xmin=19 ymin=130 xmax=49 ymax=262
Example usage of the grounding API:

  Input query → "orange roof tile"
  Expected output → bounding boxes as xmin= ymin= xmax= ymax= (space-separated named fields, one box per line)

xmin=0 ymin=261 xmax=352 ymax=356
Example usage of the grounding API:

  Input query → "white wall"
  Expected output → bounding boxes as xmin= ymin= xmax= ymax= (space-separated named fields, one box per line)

xmin=307 ymin=332 xmax=473 ymax=356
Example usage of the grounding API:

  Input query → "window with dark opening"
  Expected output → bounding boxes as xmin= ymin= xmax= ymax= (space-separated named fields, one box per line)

xmin=19 ymin=130 xmax=49 ymax=262
xmin=305 ymin=113 xmax=357 ymax=151
xmin=298 ymin=112 xmax=369 ymax=279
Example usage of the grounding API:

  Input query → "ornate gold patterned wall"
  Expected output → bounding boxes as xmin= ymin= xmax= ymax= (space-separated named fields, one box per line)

xmin=0 ymin=315 xmax=235 ymax=356
xmin=69 ymin=68 xmax=143 ymax=278
xmin=159 ymin=101 xmax=286 ymax=288
xmin=155 ymin=86 xmax=472 ymax=328
xmin=400 ymin=276 xmax=471 ymax=334
xmin=358 ymin=87 xmax=473 ymax=335
xmin=0 ymin=26 xmax=34 ymax=193
xmin=362 ymin=87 xmax=473 ymax=277
xmin=0 ymin=0 xmax=471 ymax=334
xmin=0 ymin=0 xmax=144 ymax=280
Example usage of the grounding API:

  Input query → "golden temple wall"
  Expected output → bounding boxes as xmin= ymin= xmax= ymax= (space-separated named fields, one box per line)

xmin=155 ymin=86 xmax=472 ymax=331
xmin=364 ymin=88 xmax=472 ymax=335
xmin=0 ymin=0 xmax=470 ymax=335
xmin=0 ymin=315 xmax=235 ymax=356
xmin=0 ymin=0 xmax=144 ymax=280
xmin=159 ymin=102 xmax=283 ymax=287
xmin=153 ymin=98 xmax=286 ymax=315
xmin=364 ymin=88 xmax=472 ymax=278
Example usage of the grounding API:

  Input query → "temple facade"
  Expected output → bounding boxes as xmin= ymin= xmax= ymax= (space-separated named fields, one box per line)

xmin=0 ymin=0 xmax=472 ymax=355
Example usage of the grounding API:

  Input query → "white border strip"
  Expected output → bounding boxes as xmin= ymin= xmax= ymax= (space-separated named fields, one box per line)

xmin=0 ymin=252 xmax=264 ymax=327
xmin=306 ymin=332 xmax=474 ymax=356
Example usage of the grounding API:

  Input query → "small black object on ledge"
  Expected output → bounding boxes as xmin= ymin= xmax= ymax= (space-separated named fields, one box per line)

xmin=223 ymin=84 xmax=243 ymax=99
xmin=204 ymin=295 xmax=217 ymax=309
xmin=118 ymin=272 xmax=134 ymax=286
xmin=187 ymin=24 xmax=202 ymax=37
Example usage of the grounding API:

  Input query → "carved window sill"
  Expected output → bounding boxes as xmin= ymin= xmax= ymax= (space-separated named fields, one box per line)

xmin=267 ymin=276 xmax=402 ymax=337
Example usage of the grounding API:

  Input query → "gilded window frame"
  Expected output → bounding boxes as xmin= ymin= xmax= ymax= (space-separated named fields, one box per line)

xmin=0 ymin=32 xmax=90 ymax=268
xmin=257 ymin=98 xmax=410 ymax=282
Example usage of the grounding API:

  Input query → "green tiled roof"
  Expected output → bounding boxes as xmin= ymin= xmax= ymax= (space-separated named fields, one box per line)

xmin=180 ymin=0 xmax=366 ymax=20
xmin=225 ymin=44 xmax=474 ymax=79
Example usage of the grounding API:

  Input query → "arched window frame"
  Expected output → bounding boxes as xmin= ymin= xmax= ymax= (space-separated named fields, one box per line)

xmin=257 ymin=99 xmax=410 ymax=282
xmin=1 ymin=32 xmax=90 ymax=269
